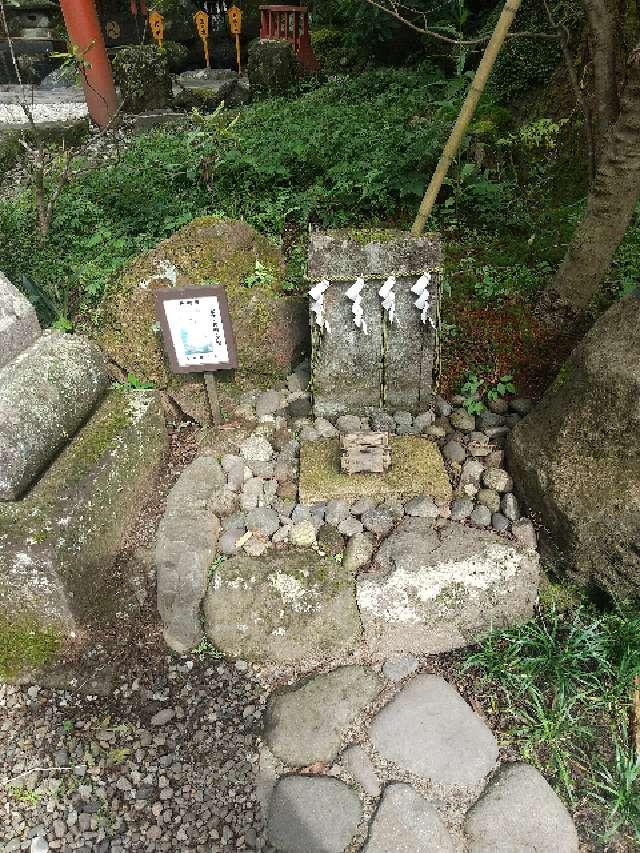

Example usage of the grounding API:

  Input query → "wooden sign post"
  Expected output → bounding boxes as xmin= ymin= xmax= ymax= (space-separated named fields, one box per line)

xmin=227 ymin=4 xmax=242 ymax=73
xmin=154 ymin=286 xmax=238 ymax=426
xmin=148 ymin=10 xmax=165 ymax=48
xmin=193 ymin=10 xmax=210 ymax=68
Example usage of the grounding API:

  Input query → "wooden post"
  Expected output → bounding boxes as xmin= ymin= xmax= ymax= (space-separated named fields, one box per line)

xmin=411 ymin=0 xmax=523 ymax=236
xmin=204 ymin=373 xmax=222 ymax=426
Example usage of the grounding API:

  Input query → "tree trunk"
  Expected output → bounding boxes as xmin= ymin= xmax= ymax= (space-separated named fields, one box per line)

xmin=552 ymin=44 xmax=640 ymax=308
xmin=583 ymin=0 xmax=622 ymax=150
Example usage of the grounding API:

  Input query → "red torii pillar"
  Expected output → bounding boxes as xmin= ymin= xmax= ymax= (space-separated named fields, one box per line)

xmin=58 ymin=0 xmax=118 ymax=127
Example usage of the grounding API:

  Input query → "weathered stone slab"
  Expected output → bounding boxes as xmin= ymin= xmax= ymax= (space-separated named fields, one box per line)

xmin=204 ymin=548 xmax=361 ymax=663
xmin=508 ymin=290 xmax=640 ymax=598
xmin=0 ymin=271 xmax=40 ymax=369
xmin=0 ymin=391 xmax=167 ymax=630
xmin=267 ymin=775 xmax=362 ymax=853
xmin=0 ymin=332 xmax=109 ymax=500
xmin=308 ymin=229 xmax=441 ymax=417
xmin=357 ymin=520 xmax=539 ymax=655
xmin=155 ymin=456 xmax=224 ymax=653
xmin=370 ymin=675 xmax=498 ymax=787
xmin=299 ymin=437 xmax=451 ymax=505
xmin=364 ymin=784 xmax=456 ymax=852
xmin=464 ymin=763 xmax=579 ymax=852
xmin=265 ymin=666 xmax=382 ymax=766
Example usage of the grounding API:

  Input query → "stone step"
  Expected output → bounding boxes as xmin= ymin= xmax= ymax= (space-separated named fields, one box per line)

xmin=0 ymin=390 xmax=167 ymax=631
xmin=0 ymin=331 xmax=109 ymax=500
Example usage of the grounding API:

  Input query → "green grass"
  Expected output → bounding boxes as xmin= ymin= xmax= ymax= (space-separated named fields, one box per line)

xmin=464 ymin=604 xmax=640 ymax=844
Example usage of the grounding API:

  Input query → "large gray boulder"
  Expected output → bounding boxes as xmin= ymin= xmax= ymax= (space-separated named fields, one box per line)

xmin=0 ymin=391 xmax=167 ymax=630
xmin=0 ymin=331 xmax=109 ymax=500
xmin=155 ymin=456 xmax=224 ymax=653
xmin=204 ymin=548 xmax=361 ymax=663
xmin=464 ymin=763 xmax=579 ymax=852
xmin=0 ymin=272 xmax=40 ymax=369
xmin=357 ymin=519 xmax=540 ymax=655
xmin=507 ymin=291 xmax=640 ymax=599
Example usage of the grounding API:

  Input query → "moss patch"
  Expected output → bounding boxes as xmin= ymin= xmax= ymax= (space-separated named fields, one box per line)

xmin=299 ymin=436 xmax=452 ymax=504
xmin=0 ymin=619 xmax=60 ymax=679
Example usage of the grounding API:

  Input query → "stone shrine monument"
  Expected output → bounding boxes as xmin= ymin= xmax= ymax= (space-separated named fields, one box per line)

xmin=308 ymin=229 xmax=441 ymax=416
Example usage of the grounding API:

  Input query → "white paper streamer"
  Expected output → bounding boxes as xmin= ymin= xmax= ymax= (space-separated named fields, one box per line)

xmin=310 ymin=279 xmax=331 ymax=332
xmin=345 ymin=276 xmax=368 ymax=335
xmin=379 ymin=275 xmax=396 ymax=324
xmin=411 ymin=271 xmax=435 ymax=327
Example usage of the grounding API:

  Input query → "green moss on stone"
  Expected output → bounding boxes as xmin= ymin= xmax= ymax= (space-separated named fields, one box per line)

xmin=299 ymin=436 xmax=452 ymax=504
xmin=0 ymin=619 xmax=60 ymax=679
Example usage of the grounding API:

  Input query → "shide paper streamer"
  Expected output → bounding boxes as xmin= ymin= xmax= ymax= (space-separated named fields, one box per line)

xmin=379 ymin=275 xmax=396 ymax=324
xmin=345 ymin=276 xmax=368 ymax=335
xmin=411 ymin=272 xmax=435 ymax=327
xmin=309 ymin=278 xmax=331 ymax=333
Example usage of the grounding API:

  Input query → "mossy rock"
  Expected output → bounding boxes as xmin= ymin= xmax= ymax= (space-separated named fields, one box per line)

xmin=0 ymin=390 xmax=167 ymax=635
xmin=0 ymin=619 xmax=61 ymax=680
xmin=112 ymin=43 xmax=172 ymax=113
xmin=95 ymin=217 xmax=309 ymax=424
xmin=204 ymin=548 xmax=361 ymax=663
xmin=247 ymin=38 xmax=298 ymax=97
xmin=299 ymin=436 xmax=452 ymax=504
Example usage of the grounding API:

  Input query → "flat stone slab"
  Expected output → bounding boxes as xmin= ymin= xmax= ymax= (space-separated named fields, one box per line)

xmin=357 ymin=520 xmax=540 ymax=655
xmin=370 ymin=675 xmax=498 ymax=787
xmin=155 ymin=456 xmax=224 ymax=653
xmin=0 ymin=272 xmax=40 ymax=370
xmin=0 ymin=391 xmax=167 ymax=629
xmin=464 ymin=763 xmax=579 ymax=852
xmin=267 ymin=775 xmax=362 ymax=853
xmin=265 ymin=666 xmax=382 ymax=767
xmin=204 ymin=548 xmax=361 ymax=663
xmin=364 ymin=784 xmax=456 ymax=852
xmin=299 ymin=437 xmax=451 ymax=504
xmin=0 ymin=331 xmax=109 ymax=500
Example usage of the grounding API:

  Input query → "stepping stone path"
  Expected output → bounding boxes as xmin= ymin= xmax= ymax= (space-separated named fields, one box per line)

xmin=262 ymin=669 xmax=579 ymax=852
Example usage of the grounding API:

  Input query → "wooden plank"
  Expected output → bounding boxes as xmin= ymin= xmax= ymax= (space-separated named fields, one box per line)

xmin=340 ymin=431 xmax=391 ymax=475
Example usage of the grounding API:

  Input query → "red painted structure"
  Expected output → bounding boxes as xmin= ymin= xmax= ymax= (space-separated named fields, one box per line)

xmin=58 ymin=0 xmax=118 ymax=127
xmin=259 ymin=5 xmax=319 ymax=72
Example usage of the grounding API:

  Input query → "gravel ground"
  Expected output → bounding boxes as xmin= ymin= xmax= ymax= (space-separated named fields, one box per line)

xmin=1 ymin=654 xmax=269 ymax=852
xmin=0 ymin=424 xmax=273 ymax=853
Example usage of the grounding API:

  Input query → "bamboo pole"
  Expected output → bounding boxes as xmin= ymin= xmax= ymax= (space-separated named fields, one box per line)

xmin=411 ymin=0 xmax=523 ymax=236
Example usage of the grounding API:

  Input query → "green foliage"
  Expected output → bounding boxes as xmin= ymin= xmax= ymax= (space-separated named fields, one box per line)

xmin=113 ymin=373 xmax=155 ymax=390
xmin=244 ymin=259 xmax=276 ymax=289
xmin=8 ymin=784 xmax=43 ymax=805
xmin=465 ymin=605 xmax=640 ymax=839
xmin=192 ymin=637 xmax=223 ymax=660
xmin=487 ymin=374 xmax=516 ymax=400
xmin=483 ymin=0 xmax=584 ymax=102
xmin=459 ymin=373 xmax=485 ymax=414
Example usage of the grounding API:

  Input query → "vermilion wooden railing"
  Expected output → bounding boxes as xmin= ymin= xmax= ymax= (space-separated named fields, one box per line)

xmin=259 ymin=5 xmax=319 ymax=71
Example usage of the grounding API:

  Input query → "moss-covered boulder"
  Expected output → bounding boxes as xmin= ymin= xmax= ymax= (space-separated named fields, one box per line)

xmin=248 ymin=39 xmax=298 ymax=97
xmin=112 ymin=44 xmax=172 ymax=113
xmin=96 ymin=218 xmax=309 ymax=424
xmin=507 ymin=291 xmax=640 ymax=600
xmin=0 ymin=390 xmax=167 ymax=633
